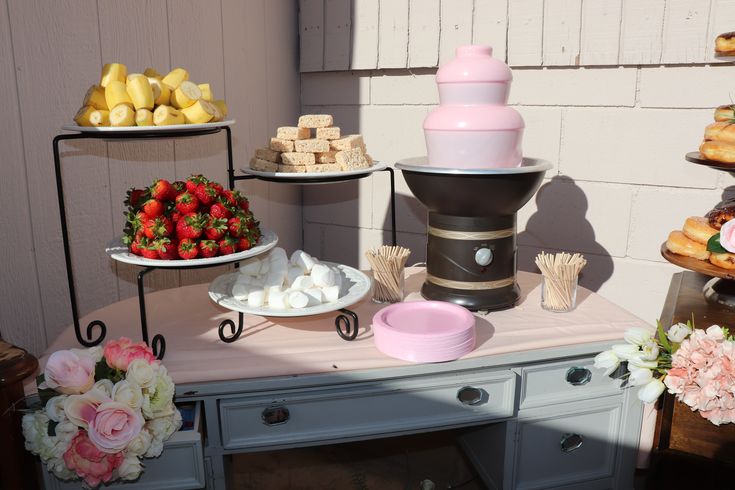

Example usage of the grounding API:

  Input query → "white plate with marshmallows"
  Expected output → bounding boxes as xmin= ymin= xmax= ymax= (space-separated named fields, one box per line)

xmin=208 ymin=247 xmax=371 ymax=317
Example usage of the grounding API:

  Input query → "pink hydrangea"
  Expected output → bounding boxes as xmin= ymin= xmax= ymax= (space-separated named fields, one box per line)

xmin=103 ymin=337 xmax=156 ymax=371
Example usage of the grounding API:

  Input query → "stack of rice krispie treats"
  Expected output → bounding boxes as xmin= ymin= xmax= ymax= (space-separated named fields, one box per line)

xmin=249 ymin=114 xmax=373 ymax=173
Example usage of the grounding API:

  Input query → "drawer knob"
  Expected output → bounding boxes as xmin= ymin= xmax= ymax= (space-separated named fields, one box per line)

xmin=457 ymin=386 xmax=484 ymax=406
xmin=560 ymin=433 xmax=584 ymax=453
xmin=262 ymin=405 xmax=290 ymax=426
xmin=565 ymin=367 xmax=592 ymax=386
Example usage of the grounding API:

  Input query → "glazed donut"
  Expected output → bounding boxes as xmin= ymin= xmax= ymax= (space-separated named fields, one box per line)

xmin=710 ymin=252 xmax=735 ymax=270
xmin=715 ymin=105 xmax=735 ymax=122
xmin=682 ymin=216 xmax=718 ymax=244
xmin=707 ymin=199 xmax=735 ymax=229
xmin=703 ymin=122 xmax=735 ymax=144
xmin=715 ymin=32 xmax=735 ymax=55
xmin=700 ymin=140 xmax=735 ymax=163
xmin=666 ymin=230 xmax=710 ymax=260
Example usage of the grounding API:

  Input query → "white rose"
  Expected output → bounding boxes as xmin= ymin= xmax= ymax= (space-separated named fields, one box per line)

xmin=117 ymin=455 xmax=143 ymax=481
xmin=706 ymin=324 xmax=725 ymax=340
xmin=93 ymin=378 xmax=114 ymax=397
xmin=126 ymin=359 xmax=157 ymax=391
xmin=146 ymin=410 xmax=182 ymax=441
xmin=47 ymin=456 xmax=76 ymax=480
xmin=22 ymin=411 xmax=49 ymax=455
xmin=145 ymin=437 xmax=164 ymax=458
xmin=628 ymin=356 xmax=658 ymax=371
xmin=639 ymin=340 xmax=660 ymax=361
xmin=51 ymin=420 xmax=78 ymax=459
xmin=637 ymin=378 xmax=666 ymax=403
xmin=666 ymin=322 xmax=692 ymax=343
xmin=612 ymin=344 xmax=640 ymax=361
xmin=45 ymin=395 xmax=68 ymax=423
xmin=126 ymin=429 xmax=153 ymax=457
xmin=143 ymin=373 xmax=176 ymax=418
xmin=628 ymin=368 xmax=654 ymax=387
xmin=624 ymin=327 xmax=654 ymax=346
xmin=593 ymin=350 xmax=620 ymax=376
xmin=112 ymin=380 xmax=144 ymax=411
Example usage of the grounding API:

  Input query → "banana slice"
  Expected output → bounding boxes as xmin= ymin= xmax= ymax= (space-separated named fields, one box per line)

xmin=198 ymin=83 xmax=213 ymax=101
xmin=161 ymin=67 xmax=189 ymax=90
xmin=148 ymin=77 xmax=171 ymax=106
xmin=100 ymin=63 xmax=127 ymax=88
xmin=143 ymin=67 xmax=162 ymax=79
xmin=126 ymin=76 xmax=154 ymax=110
xmin=181 ymin=99 xmax=216 ymax=124
xmin=74 ymin=106 xmax=96 ymax=127
xmin=212 ymin=99 xmax=228 ymax=120
xmin=110 ymin=104 xmax=135 ymax=127
xmin=105 ymin=81 xmax=133 ymax=109
xmin=171 ymin=81 xmax=201 ymax=109
xmin=153 ymin=105 xmax=184 ymax=126
xmin=83 ymin=85 xmax=108 ymax=110
xmin=89 ymin=109 xmax=110 ymax=126
xmin=135 ymin=108 xmax=153 ymax=126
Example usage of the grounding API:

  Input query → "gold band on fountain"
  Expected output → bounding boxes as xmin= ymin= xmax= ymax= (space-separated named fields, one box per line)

xmin=428 ymin=226 xmax=514 ymax=240
xmin=426 ymin=274 xmax=515 ymax=290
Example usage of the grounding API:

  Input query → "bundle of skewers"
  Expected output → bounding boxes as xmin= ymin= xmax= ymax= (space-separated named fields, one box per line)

xmin=365 ymin=246 xmax=411 ymax=303
xmin=535 ymin=251 xmax=587 ymax=312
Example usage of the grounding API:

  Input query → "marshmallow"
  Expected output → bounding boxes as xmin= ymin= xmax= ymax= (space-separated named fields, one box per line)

xmin=303 ymin=288 xmax=324 ymax=306
xmin=269 ymin=247 xmax=288 ymax=264
xmin=238 ymin=258 xmax=261 ymax=276
xmin=232 ymin=282 xmax=254 ymax=301
xmin=258 ymin=259 xmax=270 ymax=275
xmin=291 ymin=249 xmax=316 ymax=273
xmin=287 ymin=291 xmax=309 ymax=309
xmin=268 ymin=291 xmax=289 ymax=309
xmin=286 ymin=266 xmax=303 ymax=287
xmin=264 ymin=270 xmax=286 ymax=289
xmin=247 ymin=290 xmax=265 ymax=307
xmin=311 ymin=263 xmax=336 ymax=288
xmin=323 ymin=285 xmax=340 ymax=303
xmin=264 ymin=285 xmax=281 ymax=302
xmin=290 ymin=275 xmax=314 ymax=290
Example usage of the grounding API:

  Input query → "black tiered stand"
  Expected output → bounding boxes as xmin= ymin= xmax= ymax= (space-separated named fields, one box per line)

xmin=53 ymin=125 xmax=395 ymax=358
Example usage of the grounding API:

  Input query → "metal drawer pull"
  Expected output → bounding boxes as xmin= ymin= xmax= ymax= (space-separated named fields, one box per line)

xmin=261 ymin=406 xmax=290 ymax=426
xmin=457 ymin=386 xmax=484 ymax=406
xmin=560 ymin=433 xmax=584 ymax=453
xmin=565 ymin=367 xmax=592 ymax=386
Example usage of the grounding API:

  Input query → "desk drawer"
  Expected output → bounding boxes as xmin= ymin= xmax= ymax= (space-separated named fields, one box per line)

xmin=519 ymin=357 xmax=621 ymax=409
xmin=220 ymin=370 xmax=516 ymax=451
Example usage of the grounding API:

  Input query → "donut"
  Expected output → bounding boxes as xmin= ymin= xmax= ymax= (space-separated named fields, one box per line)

xmin=716 ymin=32 xmax=735 ymax=55
xmin=703 ymin=122 xmax=735 ymax=144
xmin=710 ymin=252 xmax=735 ymax=270
xmin=700 ymin=140 xmax=735 ymax=164
xmin=715 ymin=105 xmax=735 ymax=122
xmin=666 ymin=230 xmax=710 ymax=260
xmin=682 ymin=216 xmax=718 ymax=244
xmin=707 ymin=199 xmax=735 ymax=229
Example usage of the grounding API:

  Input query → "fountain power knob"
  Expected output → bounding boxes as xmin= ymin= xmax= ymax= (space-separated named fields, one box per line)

xmin=475 ymin=248 xmax=493 ymax=266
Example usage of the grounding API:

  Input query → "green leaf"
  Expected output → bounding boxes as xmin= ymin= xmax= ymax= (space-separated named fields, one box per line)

xmin=94 ymin=359 xmax=113 ymax=382
xmin=657 ymin=319 xmax=672 ymax=352
xmin=47 ymin=420 xmax=58 ymax=438
xmin=37 ymin=386 xmax=59 ymax=406
xmin=707 ymin=233 xmax=728 ymax=253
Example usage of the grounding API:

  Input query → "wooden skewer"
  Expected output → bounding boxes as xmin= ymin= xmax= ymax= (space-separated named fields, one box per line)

xmin=366 ymin=246 xmax=411 ymax=303
xmin=535 ymin=251 xmax=586 ymax=311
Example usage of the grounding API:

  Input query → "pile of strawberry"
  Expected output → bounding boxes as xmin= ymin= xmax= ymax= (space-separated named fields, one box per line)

xmin=122 ymin=175 xmax=261 ymax=260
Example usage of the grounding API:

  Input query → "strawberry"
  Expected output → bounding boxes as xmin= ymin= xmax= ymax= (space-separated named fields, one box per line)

xmin=210 ymin=181 xmax=224 ymax=196
xmin=227 ymin=215 xmax=250 ymax=238
xmin=195 ymin=182 xmax=219 ymax=206
xmin=198 ymin=240 xmax=219 ymax=258
xmin=140 ymin=245 xmax=159 ymax=260
xmin=185 ymin=174 xmax=207 ymax=193
xmin=236 ymin=236 xmax=253 ymax=252
xmin=170 ymin=210 xmax=182 ymax=223
xmin=142 ymin=199 xmax=165 ymax=218
xmin=143 ymin=216 xmax=173 ymax=239
xmin=204 ymin=216 xmax=227 ymax=240
xmin=218 ymin=235 xmax=237 ymax=255
xmin=155 ymin=238 xmax=179 ymax=260
xmin=130 ymin=236 xmax=148 ymax=256
xmin=175 ymin=192 xmax=199 ymax=214
xmin=178 ymin=238 xmax=199 ymax=260
xmin=175 ymin=213 xmax=207 ymax=239
xmin=172 ymin=180 xmax=187 ymax=195
xmin=237 ymin=195 xmax=250 ymax=213
xmin=209 ymin=202 xmax=231 ymax=220
xmin=125 ymin=187 xmax=149 ymax=210
xmin=219 ymin=189 xmax=238 ymax=208
xmin=150 ymin=179 xmax=176 ymax=201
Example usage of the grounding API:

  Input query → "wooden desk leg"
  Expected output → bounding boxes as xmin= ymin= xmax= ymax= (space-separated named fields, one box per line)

xmin=0 ymin=341 xmax=40 ymax=490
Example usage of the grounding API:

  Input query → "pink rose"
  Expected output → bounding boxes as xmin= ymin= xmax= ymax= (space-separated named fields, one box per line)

xmin=87 ymin=401 xmax=144 ymax=453
xmin=104 ymin=338 xmax=156 ymax=371
xmin=63 ymin=431 xmax=123 ymax=487
xmin=45 ymin=350 xmax=96 ymax=395
xmin=720 ymin=219 xmax=735 ymax=252
xmin=64 ymin=388 xmax=110 ymax=429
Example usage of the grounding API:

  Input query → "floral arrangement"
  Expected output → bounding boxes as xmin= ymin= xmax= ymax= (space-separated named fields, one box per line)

xmin=22 ymin=338 xmax=181 ymax=487
xmin=594 ymin=321 xmax=735 ymax=426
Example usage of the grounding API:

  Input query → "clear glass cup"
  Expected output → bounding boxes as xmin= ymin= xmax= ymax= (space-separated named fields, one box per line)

xmin=371 ymin=268 xmax=405 ymax=303
xmin=541 ymin=275 xmax=578 ymax=312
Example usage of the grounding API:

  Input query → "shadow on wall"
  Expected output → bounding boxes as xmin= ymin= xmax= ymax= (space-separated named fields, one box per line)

xmin=517 ymin=175 xmax=614 ymax=292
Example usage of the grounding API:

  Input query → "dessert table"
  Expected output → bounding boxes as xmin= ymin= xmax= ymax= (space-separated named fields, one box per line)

xmin=35 ymin=268 xmax=650 ymax=490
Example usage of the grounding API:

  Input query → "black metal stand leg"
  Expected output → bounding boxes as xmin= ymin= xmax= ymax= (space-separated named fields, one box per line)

xmin=382 ymin=167 xmax=397 ymax=246
xmin=225 ymin=125 xmax=236 ymax=190
xmin=335 ymin=308 xmax=359 ymax=340
xmin=218 ymin=312 xmax=245 ymax=343
xmin=137 ymin=267 xmax=165 ymax=359
xmin=53 ymin=134 xmax=107 ymax=347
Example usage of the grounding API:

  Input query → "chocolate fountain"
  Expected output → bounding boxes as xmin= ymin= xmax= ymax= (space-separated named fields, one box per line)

xmin=396 ymin=45 xmax=550 ymax=311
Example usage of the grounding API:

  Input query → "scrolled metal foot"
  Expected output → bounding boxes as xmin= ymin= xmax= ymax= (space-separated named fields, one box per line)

xmin=151 ymin=334 xmax=166 ymax=360
xmin=335 ymin=308 xmax=359 ymax=341
xmin=219 ymin=313 xmax=244 ymax=343
xmin=74 ymin=319 xmax=107 ymax=347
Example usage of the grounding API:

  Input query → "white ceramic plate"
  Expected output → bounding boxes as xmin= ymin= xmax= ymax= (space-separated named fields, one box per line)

xmin=61 ymin=120 xmax=235 ymax=134
xmin=208 ymin=262 xmax=372 ymax=317
xmin=105 ymin=229 xmax=277 ymax=268
xmin=241 ymin=162 xmax=387 ymax=181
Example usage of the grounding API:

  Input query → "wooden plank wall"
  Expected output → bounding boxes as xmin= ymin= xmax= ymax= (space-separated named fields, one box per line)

xmin=300 ymin=0 xmax=730 ymax=70
xmin=0 ymin=0 xmax=301 ymax=355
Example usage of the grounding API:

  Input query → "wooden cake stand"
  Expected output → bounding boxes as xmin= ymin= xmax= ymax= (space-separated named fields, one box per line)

xmin=661 ymin=242 xmax=735 ymax=308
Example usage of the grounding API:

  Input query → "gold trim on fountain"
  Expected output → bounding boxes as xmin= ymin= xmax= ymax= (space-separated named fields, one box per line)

xmin=426 ymin=274 xmax=515 ymax=290
xmin=428 ymin=226 xmax=514 ymax=240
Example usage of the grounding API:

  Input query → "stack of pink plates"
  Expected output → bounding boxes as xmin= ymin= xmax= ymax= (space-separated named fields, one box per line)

xmin=372 ymin=301 xmax=476 ymax=363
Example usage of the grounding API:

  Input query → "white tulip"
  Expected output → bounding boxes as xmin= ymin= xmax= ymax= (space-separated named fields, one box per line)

xmin=637 ymin=378 xmax=665 ymax=403
xmin=706 ymin=325 xmax=725 ymax=340
xmin=612 ymin=344 xmax=640 ymax=360
xmin=639 ymin=340 xmax=660 ymax=361
xmin=624 ymin=327 xmax=654 ymax=346
xmin=628 ymin=368 xmax=653 ymax=386
xmin=666 ymin=322 xmax=692 ymax=343
xmin=628 ymin=356 xmax=658 ymax=371
xmin=593 ymin=350 xmax=620 ymax=376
